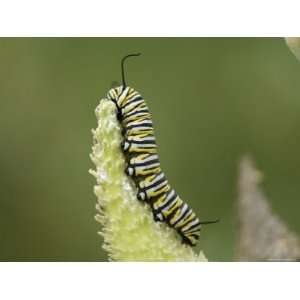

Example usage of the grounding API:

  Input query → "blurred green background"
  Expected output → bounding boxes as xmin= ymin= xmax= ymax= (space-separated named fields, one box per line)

xmin=0 ymin=38 xmax=300 ymax=261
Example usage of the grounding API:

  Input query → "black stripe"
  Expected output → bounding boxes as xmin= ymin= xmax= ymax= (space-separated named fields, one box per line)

xmin=126 ymin=123 xmax=153 ymax=130
xmin=124 ymin=109 xmax=149 ymax=119
xmin=133 ymin=158 xmax=159 ymax=167
xmin=178 ymin=206 xmax=196 ymax=228
xmin=121 ymin=96 xmax=143 ymax=109
xmin=153 ymin=196 xmax=173 ymax=214
xmin=142 ymin=166 xmax=160 ymax=172
xmin=181 ymin=236 xmax=194 ymax=246
xmin=125 ymin=91 xmax=138 ymax=101
xmin=126 ymin=117 xmax=152 ymax=126
xmin=188 ymin=233 xmax=200 ymax=239
xmin=155 ymin=190 xmax=177 ymax=213
xmin=129 ymin=139 xmax=156 ymax=145
xmin=184 ymin=229 xmax=201 ymax=236
xmin=165 ymin=206 xmax=180 ymax=223
xmin=181 ymin=219 xmax=201 ymax=232
xmin=132 ymin=145 xmax=156 ymax=150
xmin=145 ymin=174 xmax=167 ymax=191
xmin=172 ymin=206 xmax=192 ymax=227
xmin=165 ymin=199 xmax=181 ymax=216
xmin=118 ymin=87 xmax=130 ymax=102
xmin=188 ymin=234 xmax=200 ymax=240
xmin=125 ymin=131 xmax=150 ymax=136
xmin=184 ymin=230 xmax=201 ymax=238
xmin=126 ymin=94 xmax=142 ymax=102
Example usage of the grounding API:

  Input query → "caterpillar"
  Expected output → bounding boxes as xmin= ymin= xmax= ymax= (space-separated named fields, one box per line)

xmin=105 ymin=53 xmax=219 ymax=246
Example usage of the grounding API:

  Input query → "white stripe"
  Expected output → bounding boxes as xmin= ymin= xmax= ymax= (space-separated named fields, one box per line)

xmin=174 ymin=208 xmax=193 ymax=228
xmin=124 ymin=111 xmax=148 ymax=120
xmin=153 ymin=196 xmax=168 ymax=210
xmin=182 ymin=218 xmax=201 ymax=232
xmin=131 ymin=154 xmax=157 ymax=164
xmin=161 ymin=196 xmax=180 ymax=213
xmin=127 ymin=119 xmax=153 ymax=127
xmin=122 ymin=99 xmax=144 ymax=113
xmin=146 ymin=181 xmax=167 ymax=195
xmin=135 ymin=163 xmax=160 ymax=172
xmin=143 ymin=162 xmax=160 ymax=169
xmin=166 ymin=189 xmax=175 ymax=201
xmin=171 ymin=203 xmax=189 ymax=224
xmin=141 ymin=172 xmax=164 ymax=188
xmin=125 ymin=92 xmax=139 ymax=101
xmin=139 ymin=154 xmax=158 ymax=162
xmin=131 ymin=143 xmax=156 ymax=149
xmin=117 ymin=87 xmax=130 ymax=106
xmin=128 ymin=136 xmax=155 ymax=142
xmin=127 ymin=126 xmax=153 ymax=132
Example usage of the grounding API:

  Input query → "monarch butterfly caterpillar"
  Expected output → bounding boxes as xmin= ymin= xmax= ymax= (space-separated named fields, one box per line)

xmin=105 ymin=53 xmax=219 ymax=246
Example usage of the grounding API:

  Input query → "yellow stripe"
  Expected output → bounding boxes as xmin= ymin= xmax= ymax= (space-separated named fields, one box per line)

xmin=117 ymin=87 xmax=130 ymax=106
xmin=169 ymin=208 xmax=183 ymax=225
xmin=130 ymin=153 xmax=149 ymax=163
xmin=129 ymin=132 xmax=154 ymax=139
xmin=148 ymin=184 xmax=169 ymax=198
xmin=179 ymin=214 xmax=197 ymax=231
xmin=122 ymin=100 xmax=145 ymax=113
xmin=143 ymin=174 xmax=156 ymax=186
xmin=162 ymin=199 xmax=182 ymax=218
xmin=129 ymin=147 xmax=157 ymax=154
xmin=136 ymin=167 xmax=161 ymax=176
xmin=126 ymin=129 xmax=154 ymax=136
xmin=152 ymin=194 xmax=167 ymax=210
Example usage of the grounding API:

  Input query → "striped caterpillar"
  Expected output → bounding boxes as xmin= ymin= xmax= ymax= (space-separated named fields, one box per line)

xmin=105 ymin=54 xmax=218 ymax=246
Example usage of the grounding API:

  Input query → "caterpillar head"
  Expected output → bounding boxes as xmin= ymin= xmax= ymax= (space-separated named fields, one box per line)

xmin=107 ymin=86 xmax=133 ymax=109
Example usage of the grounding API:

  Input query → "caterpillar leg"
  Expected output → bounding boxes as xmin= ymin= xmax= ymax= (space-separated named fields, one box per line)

xmin=137 ymin=189 xmax=146 ymax=201
xmin=153 ymin=211 xmax=164 ymax=222
xmin=121 ymin=139 xmax=130 ymax=152
xmin=150 ymin=203 xmax=164 ymax=222
xmin=125 ymin=163 xmax=135 ymax=176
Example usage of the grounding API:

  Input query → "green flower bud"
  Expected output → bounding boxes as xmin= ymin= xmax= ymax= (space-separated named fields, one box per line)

xmin=90 ymin=99 xmax=206 ymax=261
